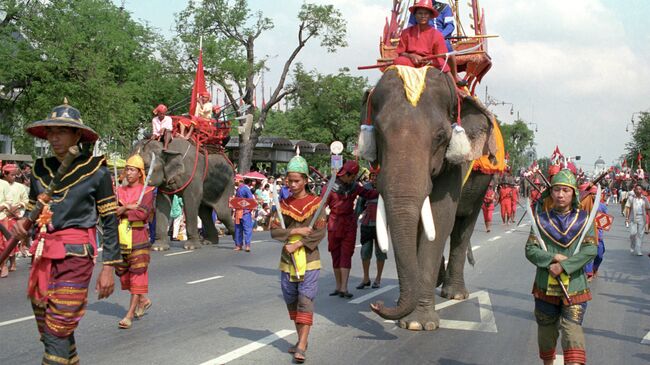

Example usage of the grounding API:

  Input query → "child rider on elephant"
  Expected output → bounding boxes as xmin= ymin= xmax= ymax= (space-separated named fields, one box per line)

xmin=393 ymin=0 xmax=465 ymax=86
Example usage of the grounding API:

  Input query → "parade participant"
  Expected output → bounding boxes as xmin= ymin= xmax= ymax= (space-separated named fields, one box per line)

xmin=11 ymin=99 xmax=121 ymax=364
xmin=530 ymin=179 xmax=543 ymax=204
xmin=510 ymin=182 xmax=519 ymax=224
xmin=234 ymin=177 xmax=254 ymax=252
xmin=195 ymin=91 xmax=213 ymax=119
xmin=324 ymin=160 xmax=378 ymax=299
xmin=498 ymin=181 xmax=513 ymax=225
xmin=0 ymin=164 xmax=28 ymax=277
xmin=393 ymin=0 xmax=465 ymax=86
xmin=115 ymin=155 xmax=154 ymax=329
xmin=270 ymin=154 xmax=327 ymax=364
xmin=151 ymin=104 xmax=173 ymax=149
xmin=355 ymin=168 xmax=386 ymax=290
xmin=624 ymin=184 xmax=650 ymax=256
xmin=525 ymin=169 xmax=597 ymax=365
xmin=481 ymin=182 xmax=496 ymax=232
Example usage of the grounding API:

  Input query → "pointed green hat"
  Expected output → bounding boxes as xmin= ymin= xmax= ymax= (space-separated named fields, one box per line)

xmin=287 ymin=155 xmax=309 ymax=176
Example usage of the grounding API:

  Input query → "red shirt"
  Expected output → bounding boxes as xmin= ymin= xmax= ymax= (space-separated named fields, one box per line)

xmin=395 ymin=25 xmax=451 ymax=72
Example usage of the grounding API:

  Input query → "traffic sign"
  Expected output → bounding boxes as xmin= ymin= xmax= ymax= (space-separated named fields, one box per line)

xmin=330 ymin=141 xmax=344 ymax=155
xmin=331 ymin=155 xmax=343 ymax=170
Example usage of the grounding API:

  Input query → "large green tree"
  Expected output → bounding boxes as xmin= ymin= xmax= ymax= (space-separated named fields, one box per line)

xmin=499 ymin=119 xmax=535 ymax=173
xmin=626 ymin=111 xmax=650 ymax=171
xmin=0 ymin=0 xmax=189 ymax=156
xmin=176 ymin=0 xmax=347 ymax=173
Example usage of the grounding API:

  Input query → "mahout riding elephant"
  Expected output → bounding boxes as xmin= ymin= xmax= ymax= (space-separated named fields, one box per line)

xmin=131 ymin=138 xmax=235 ymax=251
xmin=361 ymin=67 xmax=499 ymax=330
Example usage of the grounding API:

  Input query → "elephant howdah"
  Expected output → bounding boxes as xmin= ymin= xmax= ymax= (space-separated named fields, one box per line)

xmin=361 ymin=67 xmax=502 ymax=329
xmin=131 ymin=138 xmax=235 ymax=251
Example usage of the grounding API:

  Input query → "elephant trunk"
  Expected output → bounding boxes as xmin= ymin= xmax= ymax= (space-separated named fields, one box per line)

xmin=372 ymin=194 xmax=421 ymax=320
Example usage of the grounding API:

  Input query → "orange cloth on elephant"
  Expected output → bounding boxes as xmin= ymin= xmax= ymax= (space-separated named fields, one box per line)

xmin=473 ymin=118 xmax=507 ymax=174
xmin=393 ymin=25 xmax=450 ymax=72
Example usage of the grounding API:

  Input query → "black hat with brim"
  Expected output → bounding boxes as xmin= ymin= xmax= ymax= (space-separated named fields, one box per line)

xmin=25 ymin=99 xmax=99 ymax=143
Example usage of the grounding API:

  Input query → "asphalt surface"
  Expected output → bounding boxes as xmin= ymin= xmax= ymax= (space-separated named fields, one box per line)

xmin=1 ymin=204 xmax=649 ymax=365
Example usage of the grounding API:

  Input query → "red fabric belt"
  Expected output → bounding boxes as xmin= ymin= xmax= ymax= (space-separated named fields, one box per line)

xmin=28 ymin=228 xmax=97 ymax=305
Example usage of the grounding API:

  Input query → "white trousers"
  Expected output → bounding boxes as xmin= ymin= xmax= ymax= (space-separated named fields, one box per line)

xmin=630 ymin=221 xmax=645 ymax=255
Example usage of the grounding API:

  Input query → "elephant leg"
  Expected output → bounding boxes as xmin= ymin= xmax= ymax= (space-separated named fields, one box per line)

xmin=215 ymin=191 xmax=234 ymax=237
xmin=182 ymin=189 xmax=202 ymax=250
xmin=199 ymin=204 xmax=219 ymax=245
xmin=153 ymin=193 xmax=172 ymax=251
xmin=440 ymin=214 xmax=477 ymax=300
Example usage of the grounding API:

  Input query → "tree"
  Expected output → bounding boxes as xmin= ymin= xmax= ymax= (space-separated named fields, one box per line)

xmin=176 ymin=0 xmax=347 ymax=173
xmin=626 ymin=112 xmax=650 ymax=171
xmin=499 ymin=119 xmax=535 ymax=173
xmin=0 ymin=0 xmax=189 ymax=156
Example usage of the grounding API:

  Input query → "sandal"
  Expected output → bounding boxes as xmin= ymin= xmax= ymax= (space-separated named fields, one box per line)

xmin=118 ymin=318 xmax=132 ymax=329
xmin=339 ymin=291 xmax=353 ymax=299
xmin=293 ymin=348 xmax=307 ymax=363
xmin=328 ymin=290 xmax=341 ymax=296
xmin=356 ymin=281 xmax=371 ymax=290
xmin=233 ymin=246 xmax=242 ymax=251
xmin=372 ymin=281 xmax=381 ymax=289
xmin=135 ymin=300 xmax=152 ymax=319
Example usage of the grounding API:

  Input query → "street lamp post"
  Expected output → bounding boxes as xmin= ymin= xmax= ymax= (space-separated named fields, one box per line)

xmin=484 ymin=86 xmax=514 ymax=115
xmin=526 ymin=122 xmax=538 ymax=132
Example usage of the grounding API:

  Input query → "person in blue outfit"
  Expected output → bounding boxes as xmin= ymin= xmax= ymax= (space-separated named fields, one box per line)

xmin=234 ymin=177 xmax=254 ymax=252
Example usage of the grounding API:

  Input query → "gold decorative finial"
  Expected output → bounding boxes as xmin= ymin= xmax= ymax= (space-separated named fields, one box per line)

xmin=63 ymin=97 xmax=69 ymax=105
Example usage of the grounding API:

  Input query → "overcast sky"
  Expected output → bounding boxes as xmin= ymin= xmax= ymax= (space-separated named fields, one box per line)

xmin=118 ymin=0 xmax=650 ymax=170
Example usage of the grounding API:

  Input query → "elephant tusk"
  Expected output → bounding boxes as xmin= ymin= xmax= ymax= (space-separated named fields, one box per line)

xmin=421 ymin=196 xmax=436 ymax=241
xmin=376 ymin=194 xmax=391 ymax=253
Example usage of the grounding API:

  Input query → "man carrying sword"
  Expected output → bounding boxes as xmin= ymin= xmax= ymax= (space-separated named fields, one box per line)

xmin=525 ymin=169 xmax=597 ymax=365
xmin=10 ymin=99 xmax=121 ymax=365
xmin=270 ymin=154 xmax=327 ymax=363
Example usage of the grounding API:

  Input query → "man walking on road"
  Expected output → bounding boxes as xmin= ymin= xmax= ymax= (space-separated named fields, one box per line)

xmin=624 ymin=184 xmax=650 ymax=256
xmin=270 ymin=154 xmax=327 ymax=363
xmin=355 ymin=168 xmax=386 ymax=290
xmin=11 ymin=99 xmax=121 ymax=364
xmin=234 ymin=177 xmax=254 ymax=252
xmin=525 ymin=169 xmax=597 ymax=365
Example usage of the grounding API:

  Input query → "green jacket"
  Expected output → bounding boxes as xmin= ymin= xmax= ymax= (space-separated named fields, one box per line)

xmin=525 ymin=208 xmax=597 ymax=304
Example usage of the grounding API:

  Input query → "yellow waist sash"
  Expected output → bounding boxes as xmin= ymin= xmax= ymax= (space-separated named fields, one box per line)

xmin=118 ymin=218 xmax=145 ymax=251
xmin=288 ymin=234 xmax=307 ymax=282
xmin=546 ymin=272 xmax=570 ymax=296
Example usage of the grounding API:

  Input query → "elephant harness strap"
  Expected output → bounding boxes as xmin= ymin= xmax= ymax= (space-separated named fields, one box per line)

xmin=159 ymin=140 xmax=209 ymax=195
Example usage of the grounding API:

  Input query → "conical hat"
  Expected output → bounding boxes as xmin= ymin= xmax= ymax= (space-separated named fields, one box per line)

xmin=25 ymin=98 xmax=99 ymax=142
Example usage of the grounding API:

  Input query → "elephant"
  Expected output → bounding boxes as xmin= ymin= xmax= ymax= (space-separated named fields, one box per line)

xmin=131 ymin=138 xmax=235 ymax=251
xmin=361 ymin=67 xmax=500 ymax=330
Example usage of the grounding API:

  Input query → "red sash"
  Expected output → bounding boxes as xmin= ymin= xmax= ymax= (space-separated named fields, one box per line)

xmin=27 ymin=228 xmax=97 ymax=305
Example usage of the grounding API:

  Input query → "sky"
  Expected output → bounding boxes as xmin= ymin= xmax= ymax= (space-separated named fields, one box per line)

xmin=116 ymin=0 xmax=650 ymax=170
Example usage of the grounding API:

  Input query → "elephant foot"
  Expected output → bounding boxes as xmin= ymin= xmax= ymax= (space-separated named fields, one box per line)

xmin=183 ymin=240 xmax=202 ymax=250
xmin=151 ymin=242 xmax=170 ymax=251
xmin=440 ymin=283 xmax=469 ymax=300
xmin=398 ymin=305 xmax=440 ymax=331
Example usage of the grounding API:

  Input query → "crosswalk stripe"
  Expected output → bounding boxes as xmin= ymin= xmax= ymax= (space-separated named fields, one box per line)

xmin=187 ymin=275 xmax=224 ymax=284
xmin=198 ymin=329 xmax=295 ymax=364
xmin=0 ymin=315 xmax=34 ymax=327
xmin=348 ymin=285 xmax=398 ymax=305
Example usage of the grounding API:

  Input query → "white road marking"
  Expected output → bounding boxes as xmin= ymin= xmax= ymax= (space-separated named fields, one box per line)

xmin=382 ymin=291 xmax=497 ymax=333
xmin=198 ymin=329 xmax=295 ymax=364
xmin=349 ymin=285 xmax=398 ymax=304
xmin=506 ymin=229 xmax=515 ymax=234
xmin=518 ymin=223 xmax=529 ymax=228
xmin=0 ymin=315 xmax=34 ymax=327
xmin=186 ymin=275 xmax=224 ymax=285
xmin=165 ymin=250 xmax=194 ymax=257
xmin=471 ymin=245 xmax=480 ymax=251
xmin=488 ymin=236 xmax=501 ymax=242
xmin=554 ymin=355 xmax=564 ymax=364
xmin=642 ymin=331 xmax=650 ymax=344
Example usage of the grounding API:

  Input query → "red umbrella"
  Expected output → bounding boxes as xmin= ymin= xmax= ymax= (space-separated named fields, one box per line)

xmin=243 ymin=171 xmax=266 ymax=180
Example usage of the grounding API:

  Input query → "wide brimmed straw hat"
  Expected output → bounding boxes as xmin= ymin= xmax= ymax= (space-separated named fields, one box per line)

xmin=25 ymin=98 xmax=99 ymax=143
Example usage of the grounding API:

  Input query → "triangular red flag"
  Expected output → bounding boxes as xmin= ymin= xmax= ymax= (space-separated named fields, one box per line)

xmin=189 ymin=49 xmax=207 ymax=116
xmin=623 ymin=158 xmax=627 ymax=167
xmin=637 ymin=151 xmax=642 ymax=163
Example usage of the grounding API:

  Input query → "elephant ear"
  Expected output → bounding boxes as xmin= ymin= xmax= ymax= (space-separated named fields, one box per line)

xmin=459 ymin=96 xmax=497 ymax=162
xmin=162 ymin=149 xmax=185 ymax=183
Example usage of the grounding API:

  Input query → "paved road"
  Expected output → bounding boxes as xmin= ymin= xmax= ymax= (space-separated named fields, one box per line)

xmin=1 ymin=205 xmax=649 ymax=364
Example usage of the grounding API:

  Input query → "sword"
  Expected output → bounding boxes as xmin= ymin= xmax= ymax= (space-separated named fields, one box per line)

xmin=113 ymin=159 xmax=119 ymax=201
xmin=526 ymin=198 xmax=572 ymax=305
xmin=271 ymin=180 xmax=298 ymax=279
xmin=572 ymin=185 xmax=602 ymax=255
xmin=137 ymin=153 xmax=156 ymax=206
xmin=309 ymin=172 xmax=337 ymax=229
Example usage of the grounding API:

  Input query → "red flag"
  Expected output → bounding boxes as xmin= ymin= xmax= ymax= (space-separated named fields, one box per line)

xmin=637 ymin=151 xmax=642 ymax=164
xmin=189 ymin=49 xmax=207 ymax=116
xmin=622 ymin=158 xmax=627 ymax=167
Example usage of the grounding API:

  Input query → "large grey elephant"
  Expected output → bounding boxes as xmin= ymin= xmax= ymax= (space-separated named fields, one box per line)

xmin=361 ymin=68 xmax=499 ymax=330
xmin=131 ymin=138 xmax=235 ymax=251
